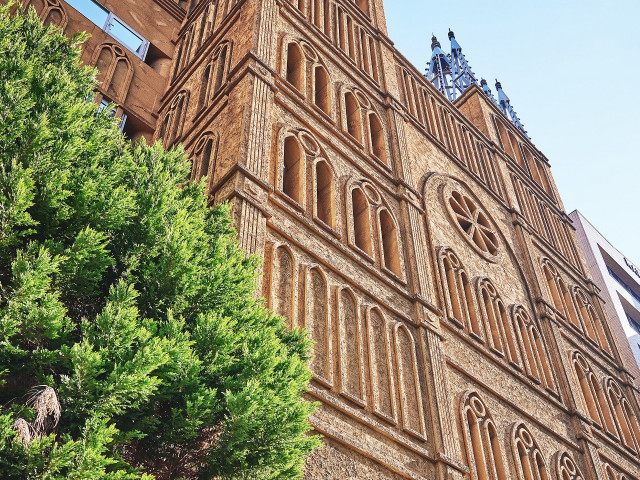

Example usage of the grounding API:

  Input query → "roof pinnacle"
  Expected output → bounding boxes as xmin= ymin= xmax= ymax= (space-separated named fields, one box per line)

xmin=425 ymin=32 xmax=531 ymax=138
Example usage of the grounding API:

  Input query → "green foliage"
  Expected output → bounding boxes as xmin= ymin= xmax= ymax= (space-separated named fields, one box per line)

xmin=0 ymin=4 xmax=320 ymax=479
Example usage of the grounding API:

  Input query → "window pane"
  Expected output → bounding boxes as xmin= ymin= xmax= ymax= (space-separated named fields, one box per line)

xmin=66 ymin=0 xmax=109 ymax=28
xmin=107 ymin=18 xmax=146 ymax=57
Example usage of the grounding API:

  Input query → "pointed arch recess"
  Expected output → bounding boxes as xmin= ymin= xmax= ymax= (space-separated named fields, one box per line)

xmin=555 ymin=451 xmax=584 ymax=480
xmin=367 ymin=307 xmax=396 ymax=422
xmin=460 ymin=392 xmax=508 ymax=480
xmin=394 ymin=324 xmax=425 ymax=438
xmin=337 ymin=287 xmax=365 ymax=405
xmin=512 ymin=423 xmax=550 ymax=480
xmin=305 ymin=266 xmax=332 ymax=386
xmin=270 ymin=244 xmax=296 ymax=328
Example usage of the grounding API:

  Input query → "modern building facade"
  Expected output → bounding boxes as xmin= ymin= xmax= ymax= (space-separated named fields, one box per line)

xmin=570 ymin=210 xmax=640 ymax=383
xmin=15 ymin=0 xmax=640 ymax=478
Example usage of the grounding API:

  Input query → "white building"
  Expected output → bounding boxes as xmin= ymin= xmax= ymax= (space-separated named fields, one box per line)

xmin=570 ymin=210 xmax=640 ymax=383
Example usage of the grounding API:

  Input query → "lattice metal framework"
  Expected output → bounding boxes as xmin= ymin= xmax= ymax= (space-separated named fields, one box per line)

xmin=426 ymin=31 xmax=529 ymax=138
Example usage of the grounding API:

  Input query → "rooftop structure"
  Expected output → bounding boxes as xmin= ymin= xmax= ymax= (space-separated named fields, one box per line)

xmin=570 ymin=210 xmax=640 ymax=381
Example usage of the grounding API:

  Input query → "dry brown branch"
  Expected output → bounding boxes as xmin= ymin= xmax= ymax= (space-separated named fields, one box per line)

xmin=12 ymin=418 xmax=32 ymax=445
xmin=26 ymin=386 xmax=61 ymax=437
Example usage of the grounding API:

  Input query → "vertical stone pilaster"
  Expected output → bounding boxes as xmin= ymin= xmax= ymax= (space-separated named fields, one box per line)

xmin=256 ymin=0 xmax=277 ymax=65
xmin=422 ymin=326 xmax=467 ymax=480
xmin=236 ymin=198 xmax=267 ymax=256
xmin=232 ymin=0 xmax=278 ymax=263
xmin=390 ymin=107 xmax=413 ymax=187
xmin=244 ymin=76 xmax=273 ymax=179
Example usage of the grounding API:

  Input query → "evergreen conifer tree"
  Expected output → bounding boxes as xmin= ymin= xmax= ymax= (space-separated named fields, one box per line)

xmin=0 ymin=4 xmax=320 ymax=478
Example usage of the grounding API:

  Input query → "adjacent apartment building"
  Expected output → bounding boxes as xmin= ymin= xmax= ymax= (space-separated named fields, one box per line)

xmin=570 ymin=210 xmax=640 ymax=383
xmin=15 ymin=0 xmax=640 ymax=478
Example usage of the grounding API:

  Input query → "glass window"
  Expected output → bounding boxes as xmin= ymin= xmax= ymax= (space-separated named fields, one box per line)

xmin=65 ymin=0 xmax=149 ymax=60
xmin=106 ymin=17 xmax=148 ymax=58
xmin=66 ymin=0 xmax=109 ymax=28
xmin=98 ymin=99 xmax=126 ymax=131
xmin=98 ymin=98 xmax=111 ymax=114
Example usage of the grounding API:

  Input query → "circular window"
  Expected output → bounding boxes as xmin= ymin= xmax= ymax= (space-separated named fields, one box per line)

xmin=448 ymin=191 xmax=499 ymax=257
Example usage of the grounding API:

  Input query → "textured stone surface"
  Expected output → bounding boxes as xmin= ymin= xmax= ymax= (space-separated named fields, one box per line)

xmin=17 ymin=0 xmax=640 ymax=478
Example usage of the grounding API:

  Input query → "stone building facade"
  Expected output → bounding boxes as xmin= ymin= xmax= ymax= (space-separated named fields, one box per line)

xmin=16 ymin=0 xmax=640 ymax=478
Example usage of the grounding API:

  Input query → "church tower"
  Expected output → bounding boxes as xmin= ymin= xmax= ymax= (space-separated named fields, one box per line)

xmin=18 ymin=0 xmax=640 ymax=478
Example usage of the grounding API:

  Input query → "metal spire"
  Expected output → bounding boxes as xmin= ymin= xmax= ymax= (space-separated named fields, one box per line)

xmin=424 ymin=31 xmax=532 ymax=139
xmin=480 ymin=78 xmax=499 ymax=105
xmin=426 ymin=35 xmax=456 ymax=102
xmin=495 ymin=80 xmax=529 ymax=138
xmin=449 ymin=29 xmax=477 ymax=96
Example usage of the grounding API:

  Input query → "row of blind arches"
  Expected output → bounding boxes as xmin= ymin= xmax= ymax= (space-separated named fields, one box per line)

xmin=439 ymin=248 xmax=557 ymax=393
xmin=284 ymin=40 xmax=388 ymax=165
xmin=287 ymin=0 xmax=380 ymax=83
xmin=270 ymin=245 xmax=425 ymax=437
xmin=158 ymin=43 xmax=231 ymax=149
xmin=172 ymin=0 xmax=237 ymax=82
xmin=400 ymin=67 xmax=505 ymax=200
xmin=280 ymin=131 xmax=402 ymax=277
xmin=572 ymin=351 xmax=640 ymax=454
xmin=543 ymin=260 xmax=611 ymax=354
xmin=462 ymin=392 xmax=586 ymax=480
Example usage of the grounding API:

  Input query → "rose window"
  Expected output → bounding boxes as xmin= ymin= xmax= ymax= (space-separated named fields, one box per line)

xmin=449 ymin=191 xmax=499 ymax=257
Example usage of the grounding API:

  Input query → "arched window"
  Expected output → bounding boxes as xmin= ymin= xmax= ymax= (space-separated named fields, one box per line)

xmin=367 ymin=307 xmax=395 ymax=420
xmin=574 ymin=289 xmax=610 ymax=353
xmin=173 ymin=25 xmax=194 ymax=80
xmin=315 ymin=160 xmax=335 ymax=228
xmin=478 ymin=279 xmax=519 ymax=365
xmin=305 ymin=267 xmax=332 ymax=385
xmin=461 ymin=393 xmax=508 ymax=480
xmin=344 ymin=92 xmax=362 ymax=142
xmin=556 ymin=452 xmax=584 ymax=480
xmin=158 ymin=91 xmax=189 ymax=149
xmin=29 ymin=0 xmax=69 ymax=29
xmin=197 ymin=64 xmax=212 ymax=111
xmin=323 ymin=0 xmax=331 ymax=36
xmin=542 ymin=261 xmax=580 ymax=328
xmin=314 ymin=65 xmax=331 ymax=115
xmin=212 ymin=43 xmax=230 ymax=94
xmin=93 ymin=43 xmax=133 ymax=104
xmin=368 ymin=113 xmax=387 ymax=163
xmin=513 ymin=307 xmax=556 ymax=392
xmin=512 ymin=424 xmax=550 ymax=480
xmin=283 ymin=136 xmax=303 ymax=204
xmin=271 ymin=245 xmax=295 ymax=327
xmin=379 ymin=209 xmax=401 ymax=276
xmin=395 ymin=325 xmax=425 ymax=437
xmin=197 ymin=2 xmax=215 ymax=47
xmin=572 ymin=352 xmax=606 ymax=426
xmin=190 ymin=133 xmax=218 ymax=193
xmin=42 ymin=2 xmax=67 ymax=29
xmin=369 ymin=40 xmax=379 ymax=82
xmin=606 ymin=378 xmax=640 ymax=451
xmin=603 ymin=464 xmax=617 ymax=480
xmin=338 ymin=288 xmax=364 ymax=403
xmin=313 ymin=0 xmax=322 ymax=28
xmin=440 ymin=249 xmax=480 ymax=334
xmin=286 ymin=43 xmax=304 ymax=92
xmin=351 ymin=187 xmax=372 ymax=255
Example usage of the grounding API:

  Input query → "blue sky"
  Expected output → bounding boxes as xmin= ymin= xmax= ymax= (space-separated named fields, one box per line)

xmin=384 ymin=1 xmax=640 ymax=264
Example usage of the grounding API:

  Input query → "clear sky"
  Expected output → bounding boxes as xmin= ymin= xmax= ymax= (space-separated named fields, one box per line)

xmin=384 ymin=0 xmax=640 ymax=264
